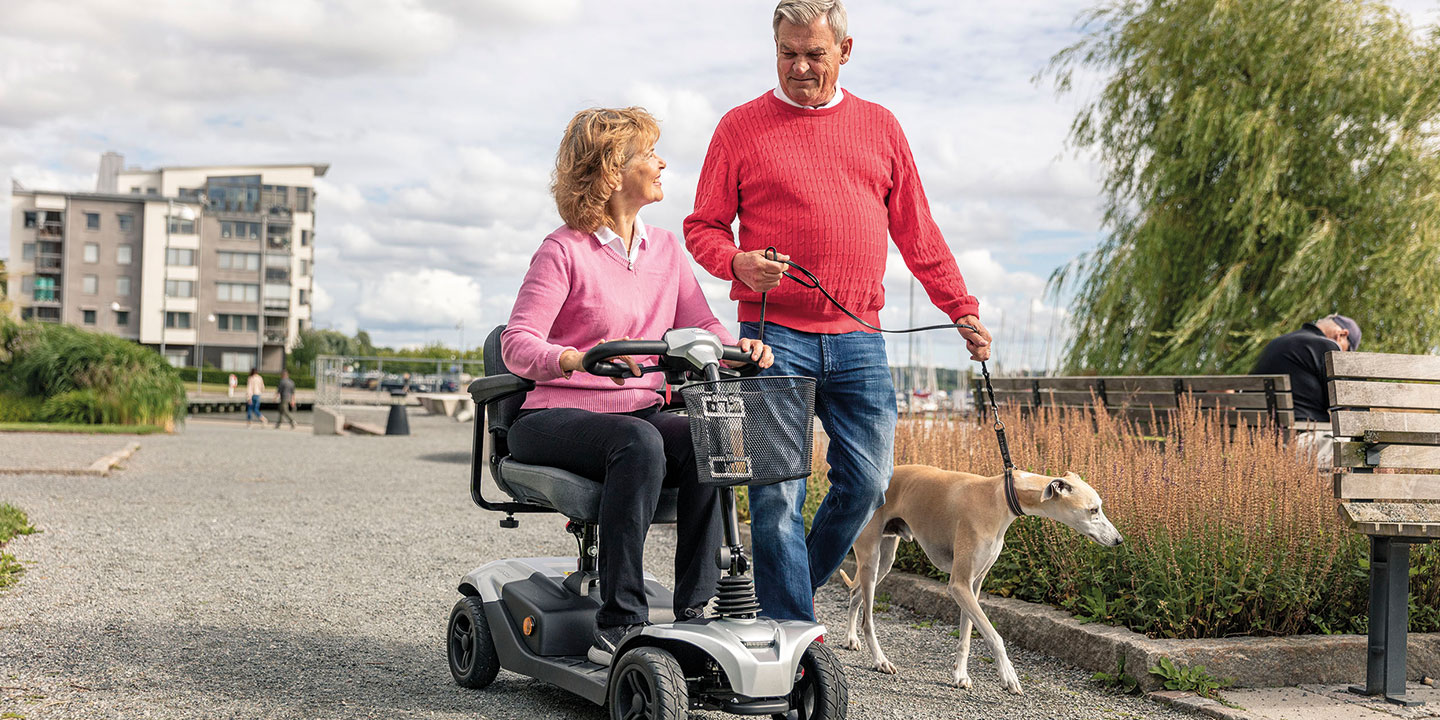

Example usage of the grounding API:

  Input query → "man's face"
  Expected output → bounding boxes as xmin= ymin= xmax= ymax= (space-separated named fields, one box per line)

xmin=776 ymin=16 xmax=851 ymax=107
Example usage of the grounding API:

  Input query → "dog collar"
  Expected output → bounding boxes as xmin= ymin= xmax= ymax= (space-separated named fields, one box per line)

xmin=1003 ymin=467 xmax=1025 ymax=517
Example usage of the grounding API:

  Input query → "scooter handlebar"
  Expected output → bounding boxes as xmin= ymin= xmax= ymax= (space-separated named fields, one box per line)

xmin=581 ymin=339 xmax=759 ymax=377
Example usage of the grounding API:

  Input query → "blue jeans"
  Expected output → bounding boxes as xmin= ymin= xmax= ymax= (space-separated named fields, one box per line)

xmin=741 ymin=322 xmax=898 ymax=622
xmin=246 ymin=394 xmax=262 ymax=421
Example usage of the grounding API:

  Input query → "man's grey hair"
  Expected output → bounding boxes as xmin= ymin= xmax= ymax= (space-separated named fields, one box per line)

xmin=773 ymin=0 xmax=849 ymax=45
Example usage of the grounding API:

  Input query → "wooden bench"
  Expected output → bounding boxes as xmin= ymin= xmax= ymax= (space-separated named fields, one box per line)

xmin=1328 ymin=351 xmax=1440 ymax=706
xmin=973 ymin=374 xmax=1296 ymax=433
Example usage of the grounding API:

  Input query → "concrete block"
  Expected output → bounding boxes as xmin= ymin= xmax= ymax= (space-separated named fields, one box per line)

xmin=313 ymin=407 xmax=345 ymax=436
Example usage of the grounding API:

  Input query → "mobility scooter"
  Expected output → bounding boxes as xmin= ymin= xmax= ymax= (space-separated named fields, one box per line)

xmin=446 ymin=326 xmax=848 ymax=720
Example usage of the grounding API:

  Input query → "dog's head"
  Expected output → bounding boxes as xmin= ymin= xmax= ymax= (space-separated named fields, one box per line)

xmin=1027 ymin=471 xmax=1123 ymax=547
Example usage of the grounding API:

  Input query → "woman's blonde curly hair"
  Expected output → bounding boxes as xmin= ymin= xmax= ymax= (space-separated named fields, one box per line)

xmin=552 ymin=107 xmax=660 ymax=234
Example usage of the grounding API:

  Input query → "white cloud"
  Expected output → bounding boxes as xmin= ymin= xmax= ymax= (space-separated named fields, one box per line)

xmin=354 ymin=268 xmax=483 ymax=330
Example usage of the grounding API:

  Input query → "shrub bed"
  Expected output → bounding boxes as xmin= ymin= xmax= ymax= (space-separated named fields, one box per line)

xmin=889 ymin=403 xmax=1439 ymax=639
xmin=0 ymin=319 xmax=185 ymax=429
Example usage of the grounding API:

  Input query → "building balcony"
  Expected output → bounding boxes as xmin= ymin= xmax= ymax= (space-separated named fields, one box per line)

xmin=34 ymin=254 xmax=63 ymax=272
xmin=263 ymin=329 xmax=287 ymax=344
xmin=30 ymin=291 xmax=62 ymax=306
xmin=263 ymin=298 xmax=290 ymax=313
xmin=266 ymin=237 xmax=292 ymax=252
xmin=37 ymin=224 xmax=64 ymax=239
xmin=264 ymin=267 xmax=290 ymax=283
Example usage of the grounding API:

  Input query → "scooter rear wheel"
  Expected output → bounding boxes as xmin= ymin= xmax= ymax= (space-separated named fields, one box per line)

xmin=775 ymin=641 xmax=848 ymax=720
xmin=608 ymin=646 xmax=688 ymax=720
xmin=448 ymin=596 xmax=500 ymax=689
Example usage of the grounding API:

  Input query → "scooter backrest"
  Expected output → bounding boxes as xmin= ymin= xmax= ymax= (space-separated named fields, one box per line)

xmin=483 ymin=324 xmax=528 ymax=458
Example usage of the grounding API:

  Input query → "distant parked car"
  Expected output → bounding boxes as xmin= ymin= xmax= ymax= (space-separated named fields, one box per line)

xmin=439 ymin=379 xmax=460 ymax=393
xmin=379 ymin=374 xmax=409 ymax=392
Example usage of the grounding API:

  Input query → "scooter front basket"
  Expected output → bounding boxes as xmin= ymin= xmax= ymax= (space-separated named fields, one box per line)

xmin=680 ymin=375 xmax=816 ymax=487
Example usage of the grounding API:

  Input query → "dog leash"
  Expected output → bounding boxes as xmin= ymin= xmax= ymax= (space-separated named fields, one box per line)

xmin=755 ymin=247 xmax=1026 ymax=517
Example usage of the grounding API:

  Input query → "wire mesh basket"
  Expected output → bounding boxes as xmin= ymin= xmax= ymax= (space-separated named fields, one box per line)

xmin=680 ymin=375 xmax=817 ymax=487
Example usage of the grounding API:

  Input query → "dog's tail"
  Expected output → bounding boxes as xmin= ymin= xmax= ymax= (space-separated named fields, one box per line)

xmin=837 ymin=569 xmax=857 ymax=589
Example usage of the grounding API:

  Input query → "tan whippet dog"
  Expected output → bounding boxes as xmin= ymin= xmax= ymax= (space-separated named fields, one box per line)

xmin=838 ymin=464 xmax=1123 ymax=694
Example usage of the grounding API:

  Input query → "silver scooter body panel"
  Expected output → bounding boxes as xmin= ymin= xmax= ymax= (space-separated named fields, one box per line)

xmin=461 ymin=558 xmax=824 ymax=700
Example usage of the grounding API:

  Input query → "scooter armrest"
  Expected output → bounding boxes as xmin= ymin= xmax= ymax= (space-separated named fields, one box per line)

xmin=467 ymin=374 xmax=535 ymax=404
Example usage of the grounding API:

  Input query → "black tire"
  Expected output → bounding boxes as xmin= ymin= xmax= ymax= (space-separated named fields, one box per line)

xmin=448 ymin=595 xmax=500 ymax=689
xmin=608 ymin=646 xmax=689 ymax=720
xmin=776 ymin=641 xmax=848 ymax=720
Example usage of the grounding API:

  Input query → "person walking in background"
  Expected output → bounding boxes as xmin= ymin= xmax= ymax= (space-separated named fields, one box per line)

xmin=227 ymin=373 xmax=238 ymax=398
xmin=684 ymin=0 xmax=993 ymax=623
xmin=245 ymin=368 xmax=265 ymax=428
xmin=274 ymin=370 xmax=297 ymax=429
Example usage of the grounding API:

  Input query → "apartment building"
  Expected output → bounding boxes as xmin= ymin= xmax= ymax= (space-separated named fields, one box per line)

xmin=8 ymin=152 xmax=327 ymax=372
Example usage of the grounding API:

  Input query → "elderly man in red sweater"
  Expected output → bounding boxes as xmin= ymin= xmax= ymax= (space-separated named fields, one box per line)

xmin=684 ymin=0 xmax=993 ymax=623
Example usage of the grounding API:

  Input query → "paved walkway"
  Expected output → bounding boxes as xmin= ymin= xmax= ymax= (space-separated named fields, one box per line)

xmin=0 ymin=417 xmax=1309 ymax=719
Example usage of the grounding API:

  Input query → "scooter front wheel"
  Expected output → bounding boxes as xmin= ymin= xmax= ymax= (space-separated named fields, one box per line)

xmin=448 ymin=596 xmax=500 ymax=689
xmin=776 ymin=641 xmax=848 ymax=720
xmin=608 ymin=646 xmax=688 ymax=720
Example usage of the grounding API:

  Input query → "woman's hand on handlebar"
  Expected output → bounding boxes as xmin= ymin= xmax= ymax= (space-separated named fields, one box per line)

xmin=595 ymin=337 xmax=642 ymax=384
xmin=726 ymin=338 xmax=774 ymax=369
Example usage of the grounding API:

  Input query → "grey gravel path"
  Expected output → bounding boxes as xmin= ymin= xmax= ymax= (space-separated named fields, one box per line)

xmin=0 ymin=432 xmax=140 ymax=472
xmin=1 ymin=417 xmax=1187 ymax=719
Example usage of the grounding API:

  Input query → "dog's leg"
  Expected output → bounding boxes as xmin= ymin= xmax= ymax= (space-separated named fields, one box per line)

xmin=844 ymin=518 xmax=883 ymax=652
xmin=861 ymin=533 xmax=901 ymax=674
xmin=948 ymin=577 xmax=1022 ymax=694
xmin=951 ymin=574 xmax=982 ymax=688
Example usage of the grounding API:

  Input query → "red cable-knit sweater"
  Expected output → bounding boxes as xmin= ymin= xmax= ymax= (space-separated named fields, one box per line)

xmin=684 ymin=91 xmax=980 ymax=334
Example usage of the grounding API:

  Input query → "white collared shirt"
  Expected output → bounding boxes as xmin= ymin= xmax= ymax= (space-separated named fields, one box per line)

xmin=594 ymin=213 xmax=648 ymax=268
xmin=774 ymin=85 xmax=845 ymax=109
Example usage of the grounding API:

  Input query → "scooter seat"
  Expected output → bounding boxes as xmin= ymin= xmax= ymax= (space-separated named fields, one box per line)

xmin=496 ymin=459 xmax=679 ymax=524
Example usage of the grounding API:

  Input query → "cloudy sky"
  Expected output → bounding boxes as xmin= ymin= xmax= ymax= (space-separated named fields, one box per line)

xmin=3 ymin=0 xmax=1437 ymax=373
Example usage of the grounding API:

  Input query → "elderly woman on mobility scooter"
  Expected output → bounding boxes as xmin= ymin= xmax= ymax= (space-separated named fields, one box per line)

xmin=501 ymin=106 xmax=773 ymax=667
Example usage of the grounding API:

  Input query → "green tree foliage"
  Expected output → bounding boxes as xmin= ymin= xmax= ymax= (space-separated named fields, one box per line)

xmin=1047 ymin=0 xmax=1440 ymax=373
xmin=287 ymin=328 xmax=481 ymax=375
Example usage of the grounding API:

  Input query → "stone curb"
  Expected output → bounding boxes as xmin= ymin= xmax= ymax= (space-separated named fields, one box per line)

xmin=0 ymin=441 xmax=140 ymax=477
xmin=1146 ymin=690 xmax=1257 ymax=720
xmin=834 ymin=562 xmax=1440 ymax=691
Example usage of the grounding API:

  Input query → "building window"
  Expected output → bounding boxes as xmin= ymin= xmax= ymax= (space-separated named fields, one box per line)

xmin=220 ymin=221 xmax=261 ymax=240
xmin=300 ymin=229 xmax=311 ymax=246
xmin=85 ymin=212 xmax=100 ymax=230
xmin=295 ymin=187 xmax=310 ymax=213
xmin=116 ymin=277 xmax=131 ymax=296
xmin=117 ymin=245 xmax=133 ymax=265
xmin=221 ymin=352 xmax=256 ymax=373
xmin=165 ymin=311 xmax=192 ymax=329
xmin=83 ymin=275 xmax=98 ymax=295
xmin=166 ymin=248 xmax=196 ymax=266
xmin=147 ymin=188 xmax=159 ymax=196
xmin=168 ymin=218 xmax=196 ymax=234
xmin=23 ymin=211 xmax=37 ymax=228
xmin=22 ymin=243 xmax=35 ymax=261
xmin=298 ymin=259 xmax=309 ymax=276
xmin=165 ymin=280 xmax=194 ymax=298
xmin=130 ymin=187 xmax=141 ymax=194
xmin=217 ymin=314 xmax=259 ymax=332
xmin=32 ymin=277 xmax=55 ymax=301
xmin=118 ymin=214 xmax=134 ymax=233
xmin=219 ymin=251 xmax=260 ymax=270
xmin=84 ymin=243 xmax=99 ymax=263
xmin=116 ymin=310 xmax=129 ymax=326
xmin=217 ymin=283 xmax=260 ymax=303
xmin=299 ymin=289 xmax=309 ymax=305
xmin=82 ymin=309 xmax=96 ymax=325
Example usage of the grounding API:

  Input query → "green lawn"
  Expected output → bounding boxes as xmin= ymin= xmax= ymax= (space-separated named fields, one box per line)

xmin=0 ymin=503 xmax=37 ymax=591
xmin=0 ymin=422 xmax=167 ymax=435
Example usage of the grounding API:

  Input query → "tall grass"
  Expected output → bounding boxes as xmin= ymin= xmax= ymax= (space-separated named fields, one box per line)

xmin=889 ymin=402 xmax=1440 ymax=638
xmin=0 ymin=319 xmax=185 ymax=428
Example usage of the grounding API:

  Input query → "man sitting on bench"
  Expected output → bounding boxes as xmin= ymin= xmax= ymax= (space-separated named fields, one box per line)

xmin=1252 ymin=314 xmax=1363 ymax=462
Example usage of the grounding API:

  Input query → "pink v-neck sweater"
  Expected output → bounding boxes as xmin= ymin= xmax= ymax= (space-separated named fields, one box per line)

xmin=502 ymin=223 xmax=737 ymax=413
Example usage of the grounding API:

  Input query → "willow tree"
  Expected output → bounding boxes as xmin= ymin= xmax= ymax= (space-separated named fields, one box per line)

xmin=1048 ymin=0 xmax=1440 ymax=373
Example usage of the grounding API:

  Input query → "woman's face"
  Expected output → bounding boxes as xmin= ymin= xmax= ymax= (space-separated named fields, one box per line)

xmin=614 ymin=144 xmax=666 ymax=209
